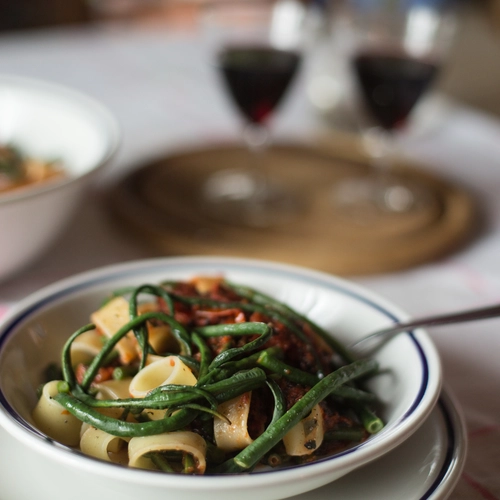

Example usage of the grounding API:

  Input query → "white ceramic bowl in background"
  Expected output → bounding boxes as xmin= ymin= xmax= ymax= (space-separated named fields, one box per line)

xmin=0 ymin=257 xmax=442 ymax=500
xmin=0 ymin=75 xmax=120 ymax=281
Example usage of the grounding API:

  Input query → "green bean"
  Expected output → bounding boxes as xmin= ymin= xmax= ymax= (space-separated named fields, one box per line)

xmin=128 ymin=284 xmax=177 ymax=370
xmin=202 ymin=368 xmax=267 ymax=403
xmin=112 ymin=365 xmax=138 ymax=381
xmin=177 ymin=404 xmax=230 ymax=423
xmin=167 ymin=292 xmax=325 ymax=374
xmin=182 ymin=452 xmax=196 ymax=474
xmin=119 ymin=408 xmax=130 ymax=421
xmin=154 ymin=368 xmax=267 ymax=408
xmin=129 ymin=283 xmax=175 ymax=317
xmin=213 ymin=346 xmax=283 ymax=381
xmin=53 ymin=393 xmax=198 ymax=437
xmin=73 ymin=387 xmax=206 ymax=412
xmin=257 ymin=353 xmax=377 ymax=403
xmin=265 ymin=378 xmax=286 ymax=426
xmin=355 ymin=404 xmax=384 ymax=434
xmin=224 ymin=281 xmax=355 ymax=364
xmin=56 ymin=381 xmax=70 ymax=394
xmin=194 ymin=322 xmax=273 ymax=371
xmin=324 ymin=428 xmax=366 ymax=442
xmin=216 ymin=359 xmax=377 ymax=473
xmin=153 ymin=386 xmax=219 ymax=409
xmin=257 ymin=351 xmax=318 ymax=387
xmin=191 ymin=332 xmax=212 ymax=380
xmin=143 ymin=311 xmax=191 ymax=357
xmin=81 ymin=312 xmax=191 ymax=391
xmin=148 ymin=453 xmax=175 ymax=473
xmin=60 ymin=323 xmax=97 ymax=389
xmin=74 ymin=368 xmax=267 ymax=412
xmin=330 ymin=386 xmax=378 ymax=403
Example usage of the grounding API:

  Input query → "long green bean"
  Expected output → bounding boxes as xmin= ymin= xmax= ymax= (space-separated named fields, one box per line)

xmin=60 ymin=323 xmax=97 ymax=389
xmin=265 ymin=378 xmax=286 ymax=426
xmin=73 ymin=368 xmax=267 ymax=411
xmin=224 ymin=281 xmax=356 ymax=364
xmin=53 ymin=393 xmax=197 ymax=437
xmin=191 ymin=332 xmax=212 ymax=380
xmin=194 ymin=322 xmax=273 ymax=371
xmin=167 ymin=291 xmax=326 ymax=375
xmin=81 ymin=311 xmax=191 ymax=391
xmin=217 ymin=359 xmax=377 ymax=473
xmin=128 ymin=284 xmax=177 ymax=370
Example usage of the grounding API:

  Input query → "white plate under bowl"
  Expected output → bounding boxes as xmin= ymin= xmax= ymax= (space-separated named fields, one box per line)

xmin=291 ymin=387 xmax=467 ymax=500
xmin=0 ymin=389 xmax=465 ymax=500
xmin=0 ymin=257 xmax=442 ymax=500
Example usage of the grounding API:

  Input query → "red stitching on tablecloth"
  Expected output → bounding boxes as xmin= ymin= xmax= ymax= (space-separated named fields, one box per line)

xmin=462 ymin=472 xmax=500 ymax=500
xmin=0 ymin=305 xmax=9 ymax=319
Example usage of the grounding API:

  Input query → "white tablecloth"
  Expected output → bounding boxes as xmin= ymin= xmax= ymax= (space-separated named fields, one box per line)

xmin=0 ymin=24 xmax=499 ymax=499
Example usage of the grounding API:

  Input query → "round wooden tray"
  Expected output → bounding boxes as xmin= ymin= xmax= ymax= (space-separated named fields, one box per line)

xmin=108 ymin=141 xmax=477 ymax=276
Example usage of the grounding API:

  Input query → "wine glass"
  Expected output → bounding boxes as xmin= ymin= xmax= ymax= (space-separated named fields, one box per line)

xmin=330 ymin=0 xmax=457 ymax=220
xmin=200 ymin=0 xmax=306 ymax=227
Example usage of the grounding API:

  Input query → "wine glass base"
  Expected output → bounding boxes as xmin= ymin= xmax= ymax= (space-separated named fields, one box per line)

xmin=202 ymin=167 xmax=299 ymax=228
xmin=331 ymin=174 xmax=436 ymax=228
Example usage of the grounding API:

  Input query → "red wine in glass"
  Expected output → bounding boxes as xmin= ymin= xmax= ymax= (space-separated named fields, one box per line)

xmin=218 ymin=46 xmax=301 ymax=125
xmin=353 ymin=50 xmax=438 ymax=131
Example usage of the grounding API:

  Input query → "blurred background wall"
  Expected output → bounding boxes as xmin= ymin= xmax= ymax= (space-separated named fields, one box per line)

xmin=0 ymin=0 xmax=498 ymax=116
xmin=438 ymin=0 xmax=500 ymax=118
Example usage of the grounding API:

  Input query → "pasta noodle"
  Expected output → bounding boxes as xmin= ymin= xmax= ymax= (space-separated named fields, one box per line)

xmin=94 ymin=379 xmax=135 ymax=420
xmin=90 ymin=297 xmax=138 ymax=365
xmin=282 ymin=404 xmax=324 ymax=456
xmin=70 ymin=329 xmax=103 ymax=366
xmin=80 ymin=426 xmax=129 ymax=464
xmin=129 ymin=356 xmax=197 ymax=398
xmin=32 ymin=380 xmax=82 ymax=446
xmin=128 ymin=431 xmax=207 ymax=473
xmin=32 ymin=278 xmax=383 ymax=475
xmin=129 ymin=355 xmax=197 ymax=420
xmin=214 ymin=392 xmax=254 ymax=452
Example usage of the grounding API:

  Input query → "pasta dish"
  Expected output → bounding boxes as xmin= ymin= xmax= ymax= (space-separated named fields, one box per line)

xmin=0 ymin=144 xmax=64 ymax=194
xmin=32 ymin=277 xmax=382 ymax=474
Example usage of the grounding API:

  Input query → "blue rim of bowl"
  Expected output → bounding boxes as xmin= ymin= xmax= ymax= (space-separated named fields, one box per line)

xmin=0 ymin=258 xmax=433 ymax=475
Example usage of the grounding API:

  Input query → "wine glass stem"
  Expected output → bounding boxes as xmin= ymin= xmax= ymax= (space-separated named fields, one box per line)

xmin=361 ymin=127 xmax=415 ymax=211
xmin=242 ymin=122 xmax=270 ymax=188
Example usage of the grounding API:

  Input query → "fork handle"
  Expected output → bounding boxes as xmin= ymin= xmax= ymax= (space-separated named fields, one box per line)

xmin=349 ymin=303 xmax=500 ymax=351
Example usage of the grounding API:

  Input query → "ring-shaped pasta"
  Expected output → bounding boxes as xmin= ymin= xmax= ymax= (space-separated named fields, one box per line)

xmin=128 ymin=431 xmax=207 ymax=473
xmin=91 ymin=296 xmax=138 ymax=364
xmin=282 ymin=404 xmax=325 ymax=456
xmin=92 ymin=378 xmax=135 ymax=420
xmin=32 ymin=380 xmax=82 ymax=446
xmin=80 ymin=426 xmax=129 ymax=464
xmin=69 ymin=328 xmax=103 ymax=366
xmin=214 ymin=391 xmax=253 ymax=452
xmin=129 ymin=355 xmax=197 ymax=398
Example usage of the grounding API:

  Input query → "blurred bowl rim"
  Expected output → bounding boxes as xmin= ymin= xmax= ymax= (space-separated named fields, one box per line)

xmin=0 ymin=74 xmax=121 ymax=206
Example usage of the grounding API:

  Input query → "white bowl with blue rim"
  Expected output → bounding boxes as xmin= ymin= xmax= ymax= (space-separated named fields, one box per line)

xmin=0 ymin=257 xmax=442 ymax=500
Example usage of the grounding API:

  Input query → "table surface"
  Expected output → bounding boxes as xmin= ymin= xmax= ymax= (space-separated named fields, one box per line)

xmin=0 ymin=23 xmax=499 ymax=500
